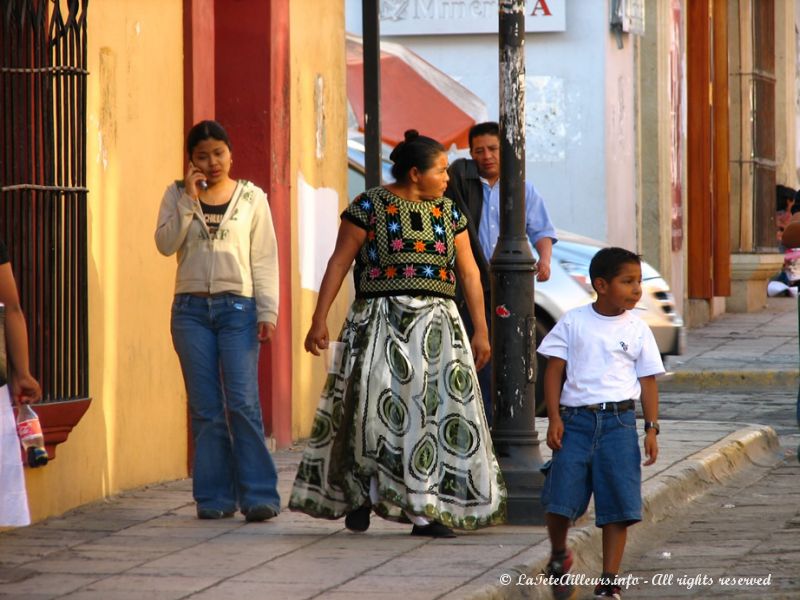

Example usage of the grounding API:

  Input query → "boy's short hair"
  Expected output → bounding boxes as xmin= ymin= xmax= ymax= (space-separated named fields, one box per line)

xmin=589 ymin=247 xmax=641 ymax=292
xmin=468 ymin=121 xmax=500 ymax=148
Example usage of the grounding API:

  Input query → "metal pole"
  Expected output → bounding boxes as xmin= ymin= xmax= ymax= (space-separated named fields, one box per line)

xmin=362 ymin=0 xmax=381 ymax=189
xmin=491 ymin=0 xmax=545 ymax=524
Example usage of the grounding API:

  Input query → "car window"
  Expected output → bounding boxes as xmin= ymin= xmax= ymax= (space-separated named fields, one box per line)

xmin=347 ymin=162 xmax=366 ymax=202
xmin=347 ymin=137 xmax=395 ymax=195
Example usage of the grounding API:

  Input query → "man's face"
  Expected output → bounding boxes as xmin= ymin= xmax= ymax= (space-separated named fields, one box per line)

xmin=469 ymin=133 xmax=501 ymax=180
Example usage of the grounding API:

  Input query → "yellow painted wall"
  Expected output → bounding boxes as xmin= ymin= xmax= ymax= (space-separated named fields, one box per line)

xmin=23 ymin=0 xmax=188 ymax=520
xmin=289 ymin=1 xmax=350 ymax=439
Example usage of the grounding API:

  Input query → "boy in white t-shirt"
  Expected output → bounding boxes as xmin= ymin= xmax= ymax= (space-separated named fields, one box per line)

xmin=537 ymin=247 xmax=664 ymax=600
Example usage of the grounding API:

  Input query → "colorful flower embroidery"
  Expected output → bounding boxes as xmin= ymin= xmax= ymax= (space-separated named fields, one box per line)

xmin=348 ymin=190 xmax=462 ymax=297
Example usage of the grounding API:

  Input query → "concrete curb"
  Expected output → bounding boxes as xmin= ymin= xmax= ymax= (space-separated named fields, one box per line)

xmin=660 ymin=370 xmax=799 ymax=392
xmin=465 ymin=424 xmax=782 ymax=600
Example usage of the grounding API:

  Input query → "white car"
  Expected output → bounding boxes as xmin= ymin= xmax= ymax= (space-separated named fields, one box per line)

xmin=535 ymin=231 xmax=684 ymax=410
xmin=539 ymin=231 xmax=684 ymax=355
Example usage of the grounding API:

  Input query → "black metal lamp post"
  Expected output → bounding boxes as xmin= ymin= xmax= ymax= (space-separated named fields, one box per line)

xmin=362 ymin=0 xmax=381 ymax=189
xmin=490 ymin=0 xmax=545 ymax=524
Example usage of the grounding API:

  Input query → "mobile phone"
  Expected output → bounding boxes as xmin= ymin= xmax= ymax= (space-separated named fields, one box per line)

xmin=190 ymin=162 xmax=208 ymax=190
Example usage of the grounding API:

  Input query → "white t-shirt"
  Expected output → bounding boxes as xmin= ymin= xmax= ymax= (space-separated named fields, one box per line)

xmin=537 ymin=304 xmax=665 ymax=407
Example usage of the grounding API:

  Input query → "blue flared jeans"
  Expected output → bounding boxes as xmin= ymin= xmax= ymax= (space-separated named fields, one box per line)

xmin=170 ymin=293 xmax=280 ymax=514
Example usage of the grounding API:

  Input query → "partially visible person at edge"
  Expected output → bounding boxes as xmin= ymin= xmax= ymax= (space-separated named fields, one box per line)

xmin=290 ymin=129 xmax=507 ymax=538
xmin=782 ymin=209 xmax=800 ymax=248
xmin=0 ymin=240 xmax=42 ymax=527
xmin=445 ymin=121 xmax=557 ymax=423
xmin=155 ymin=120 xmax=280 ymax=523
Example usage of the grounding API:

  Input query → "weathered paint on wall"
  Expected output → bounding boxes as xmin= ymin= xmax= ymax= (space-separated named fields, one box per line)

xmin=605 ymin=30 xmax=637 ymax=251
xmin=775 ymin=0 xmax=798 ymax=189
xmin=289 ymin=1 xmax=349 ymax=440
xmin=23 ymin=0 xmax=188 ymax=520
xmin=638 ymin=0 xmax=686 ymax=317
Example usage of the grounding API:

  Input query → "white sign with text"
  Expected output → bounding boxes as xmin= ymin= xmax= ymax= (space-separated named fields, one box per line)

xmin=379 ymin=0 xmax=566 ymax=36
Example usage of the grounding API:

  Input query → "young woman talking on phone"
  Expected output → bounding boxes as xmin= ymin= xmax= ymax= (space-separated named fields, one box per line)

xmin=155 ymin=120 xmax=280 ymax=522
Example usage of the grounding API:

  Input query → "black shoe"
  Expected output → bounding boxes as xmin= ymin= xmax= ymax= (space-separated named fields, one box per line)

xmin=197 ymin=508 xmax=235 ymax=520
xmin=243 ymin=505 xmax=278 ymax=523
xmin=344 ymin=505 xmax=371 ymax=532
xmin=410 ymin=522 xmax=456 ymax=538
xmin=593 ymin=583 xmax=622 ymax=599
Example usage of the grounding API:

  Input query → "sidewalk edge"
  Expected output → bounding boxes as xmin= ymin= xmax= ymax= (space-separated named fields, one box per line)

xmin=660 ymin=370 xmax=799 ymax=391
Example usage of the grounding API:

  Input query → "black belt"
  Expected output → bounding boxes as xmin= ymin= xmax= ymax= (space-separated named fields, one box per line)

xmin=564 ymin=400 xmax=635 ymax=413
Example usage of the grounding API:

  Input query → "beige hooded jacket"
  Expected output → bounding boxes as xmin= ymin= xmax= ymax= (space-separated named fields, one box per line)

xmin=155 ymin=180 xmax=279 ymax=325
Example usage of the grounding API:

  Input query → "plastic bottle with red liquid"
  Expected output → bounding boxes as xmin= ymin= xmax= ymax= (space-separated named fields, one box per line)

xmin=16 ymin=403 xmax=49 ymax=467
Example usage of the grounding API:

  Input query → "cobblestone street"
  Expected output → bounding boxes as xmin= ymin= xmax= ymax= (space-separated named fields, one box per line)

xmin=615 ymin=352 xmax=800 ymax=600
xmin=622 ymin=444 xmax=800 ymax=599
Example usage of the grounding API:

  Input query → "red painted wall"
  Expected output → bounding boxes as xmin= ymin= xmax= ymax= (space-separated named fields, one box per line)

xmin=264 ymin=1 xmax=292 ymax=449
xmin=183 ymin=0 xmax=215 ymax=138
xmin=183 ymin=0 xmax=292 ymax=448
xmin=214 ymin=0 xmax=292 ymax=447
xmin=214 ymin=2 xmax=270 ymax=191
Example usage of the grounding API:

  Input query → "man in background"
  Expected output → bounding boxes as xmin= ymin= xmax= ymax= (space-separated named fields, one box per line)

xmin=446 ymin=121 xmax=557 ymax=423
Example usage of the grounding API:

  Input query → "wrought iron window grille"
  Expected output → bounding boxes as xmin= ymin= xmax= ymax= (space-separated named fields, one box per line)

xmin=1 ymin=0 xmax=89 ymax=406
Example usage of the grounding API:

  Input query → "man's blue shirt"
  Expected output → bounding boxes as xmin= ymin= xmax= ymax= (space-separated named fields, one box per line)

xmin=477 ymin=178 xmax=558 ymax=260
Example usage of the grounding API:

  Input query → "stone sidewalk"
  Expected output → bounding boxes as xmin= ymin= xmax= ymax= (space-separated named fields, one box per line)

xmin=662 ymin=297 xmax=799 ymax=391
xmin=0 ymin=422 xmax=781 ymax=600
xmin=0 ymin=298 xmax=796 ymax=600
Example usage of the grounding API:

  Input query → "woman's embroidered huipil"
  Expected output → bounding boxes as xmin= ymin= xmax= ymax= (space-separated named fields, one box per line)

xmin=342 ymin=187 xmax=467 ymax=299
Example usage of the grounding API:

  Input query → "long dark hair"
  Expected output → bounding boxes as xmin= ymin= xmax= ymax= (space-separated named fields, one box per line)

xmin=186 ymin=120 xmax=232 ymax=156
xmin=389 ymin=129 xmax=445 ymax=182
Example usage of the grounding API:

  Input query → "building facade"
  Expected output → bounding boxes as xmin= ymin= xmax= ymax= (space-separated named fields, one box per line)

xmin=2 ymin=0 xmax=349 ymax=522
xmin=346 ymin=0 xmax=800 ymax=324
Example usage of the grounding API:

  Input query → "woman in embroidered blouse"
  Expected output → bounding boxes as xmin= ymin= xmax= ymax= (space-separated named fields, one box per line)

xmin=155 ymin=120 xmax=280 ymax=523
xmin=290 ymin=130 xmax=506 ymax=537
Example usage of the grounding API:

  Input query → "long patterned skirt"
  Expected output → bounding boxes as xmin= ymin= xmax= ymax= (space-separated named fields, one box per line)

xmin=289 ymin=295 xmax=506 ymax=530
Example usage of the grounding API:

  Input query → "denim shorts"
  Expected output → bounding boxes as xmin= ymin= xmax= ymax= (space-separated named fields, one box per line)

xmin=541 ymin=406 xmax=642 ymax=527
